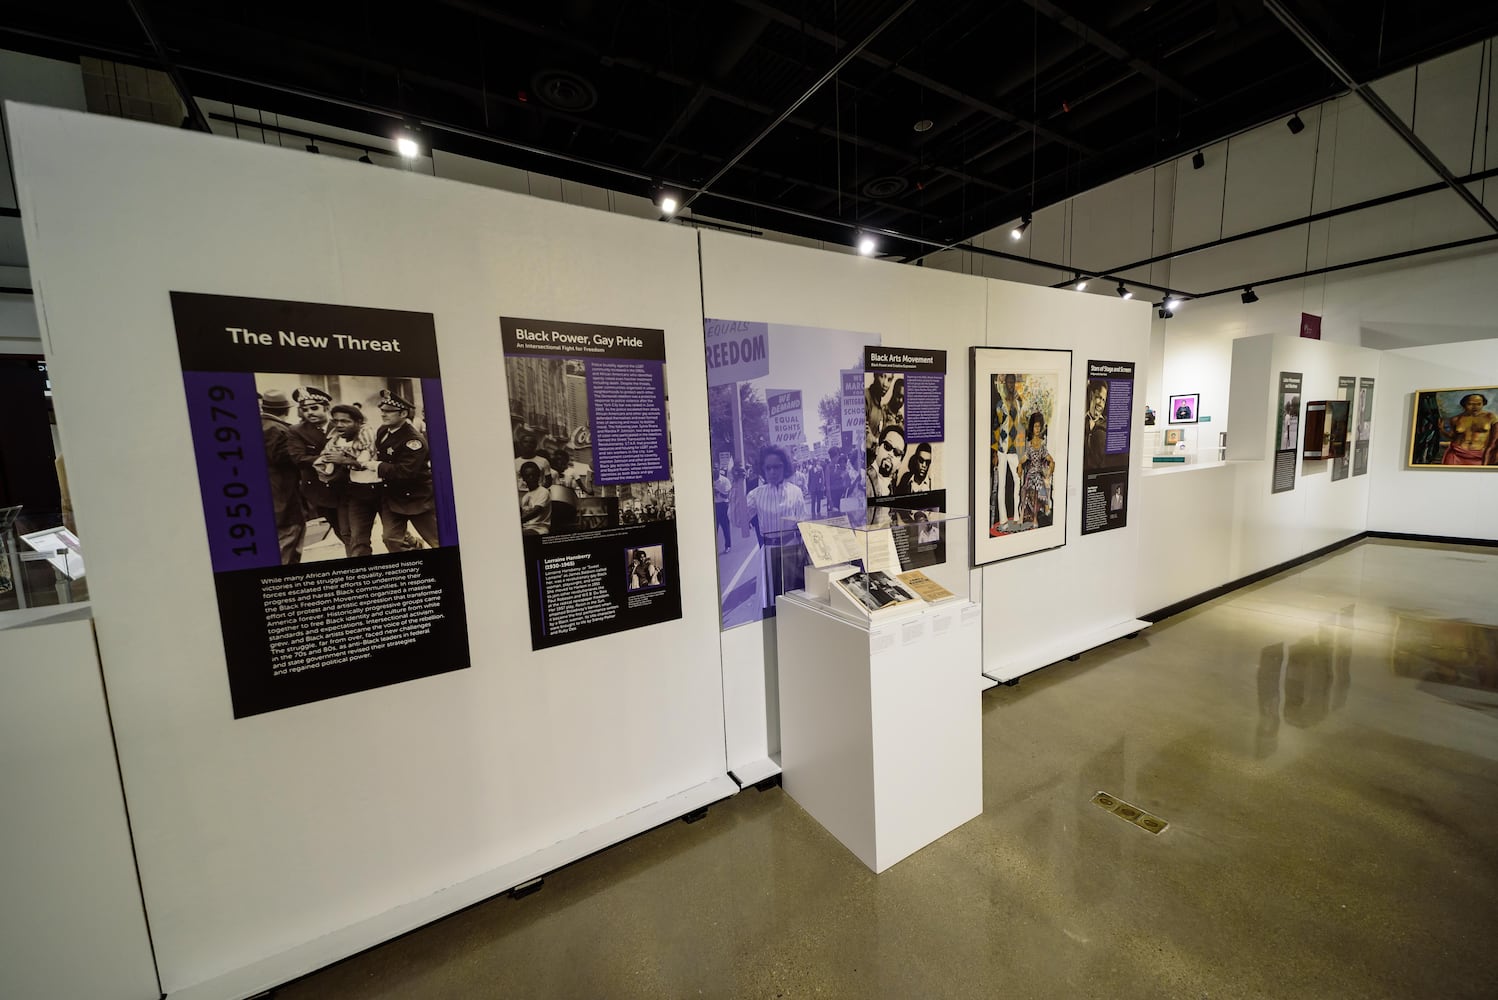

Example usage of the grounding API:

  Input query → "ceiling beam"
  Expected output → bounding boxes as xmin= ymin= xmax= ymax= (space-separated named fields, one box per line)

xmin=681 ymin=0 xmax=918 ymax=211
xmin=1264 ymin=0 xmax=1498 ymax=234
xmin=601 ymin=54 xmax=1009 ymax=195
xmin=1059 ymin=162 xmax=1498 ymax=288
xmin=731 ymin=0 xmax=1095 ymax=155
xmin=1014 ymin=0 xmax=1201 ymax=104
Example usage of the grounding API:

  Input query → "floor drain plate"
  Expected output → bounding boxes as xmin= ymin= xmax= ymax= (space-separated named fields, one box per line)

xmin=1092 ymin=791 xmax=1169 ymax=835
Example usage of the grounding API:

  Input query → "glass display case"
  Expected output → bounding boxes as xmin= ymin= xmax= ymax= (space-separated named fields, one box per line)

xmin=792 ymin=508 xmax=970 ymax=625
xmin=0 ymin=507 xmax=87 ymax=612
xmin=1143 ymin=425 xmax=1226 ymax=466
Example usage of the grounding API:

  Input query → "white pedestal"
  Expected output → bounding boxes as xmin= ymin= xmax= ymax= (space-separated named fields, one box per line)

xmin=775 ymin=593 xmax=983 ymax=873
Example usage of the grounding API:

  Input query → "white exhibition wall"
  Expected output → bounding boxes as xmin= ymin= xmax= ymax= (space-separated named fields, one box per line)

xmin=697 ymin=231 xmax=987 ymax=773
xmin=981 ymin=282 xmax=1152 ymax=679
xmin=1367 ymin=342 xmax=1498 ymax=542
xmin=1134 ymin=334 xmax=1382 ymax=615
xmin=10 ymin=103 xmax=732 ymax=999
xmin=697 ymin=232 xmax=1153 ymax=755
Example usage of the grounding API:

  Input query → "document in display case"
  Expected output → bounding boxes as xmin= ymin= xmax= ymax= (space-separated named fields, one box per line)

xmin=793 ymin=510 xmax=969 ymax=624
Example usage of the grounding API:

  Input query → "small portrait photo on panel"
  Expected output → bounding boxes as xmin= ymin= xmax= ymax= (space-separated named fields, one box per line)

xmin=626 ymin=544 xmax=665 ymax=592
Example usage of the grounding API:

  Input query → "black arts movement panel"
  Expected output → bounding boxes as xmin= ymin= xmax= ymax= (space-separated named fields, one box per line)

xmin=171 ymin=292 xmax=469 ymax=718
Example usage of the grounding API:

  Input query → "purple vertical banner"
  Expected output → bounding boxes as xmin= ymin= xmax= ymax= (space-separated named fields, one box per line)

xmin=181 ymin=370 xmax=280 ymax=573
xmin=587 ymin=358 xmax=669 ymax=484
xmin=902 ymin=372 xmax=945 ymax=441
xmin=1105 ymin=377 xmax=1134 ymax=454
xmin=421 ymin=377 xmax=460 ymax=547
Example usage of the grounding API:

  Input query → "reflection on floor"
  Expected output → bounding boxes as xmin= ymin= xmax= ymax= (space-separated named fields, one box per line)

xmin=278 ymin=539 xmax=1498 ymax=1000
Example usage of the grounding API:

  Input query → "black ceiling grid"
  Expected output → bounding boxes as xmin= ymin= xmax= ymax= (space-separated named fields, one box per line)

xmin=2 ymin=1 xmax=1498 ymax=259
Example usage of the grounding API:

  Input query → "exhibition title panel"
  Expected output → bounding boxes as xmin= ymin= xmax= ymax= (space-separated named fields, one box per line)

xmin=171 ymin=292 xmax=470 ymax=718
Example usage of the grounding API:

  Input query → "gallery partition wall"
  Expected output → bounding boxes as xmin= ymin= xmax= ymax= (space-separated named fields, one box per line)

xmin=15 ymin=92 xmax=1482 ymax=1000
xmin=9 ymin=102 xmax=733 ymax=1000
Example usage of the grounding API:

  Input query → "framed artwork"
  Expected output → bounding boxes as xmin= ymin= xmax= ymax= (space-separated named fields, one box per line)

xmin=971 ymin=347 xmax=1072 ymax=566
xmin=1169 ymin=393 xmax=1200 ymax=424
xmin=1407 ymin=386 xmax=1498 ymax=468
xmin=1164 ymin=429 xmax=1183 ymax=446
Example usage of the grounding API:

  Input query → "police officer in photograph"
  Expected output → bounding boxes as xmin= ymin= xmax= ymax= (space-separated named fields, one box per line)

xmin=286 ymin=385 xmax=345 ymax=546
xmin=372 ymin=388 xmax=439 ymax=551
xmin=259 ymin=388 xmax=305 ymax=565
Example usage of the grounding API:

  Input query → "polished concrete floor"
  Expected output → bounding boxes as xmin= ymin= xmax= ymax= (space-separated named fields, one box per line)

xmin=278 ymin=540 xmax=1498 ymax=999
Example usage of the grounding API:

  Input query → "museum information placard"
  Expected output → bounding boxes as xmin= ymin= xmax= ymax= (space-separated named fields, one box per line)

xmin=502 ymin=317 xmax=682 ymax=649
xmin=171 ymin=292 xmax=469 ymax=718
xmin=863 ymin=346 xmax=947 ymax=515
xmin=1332 ymin=375 xmax=1355 ymax=481
xmin=1272 ymin=371 xmax=1303 ymax=494
xmin=1081 ymin=360 xmax=1134 ymax=535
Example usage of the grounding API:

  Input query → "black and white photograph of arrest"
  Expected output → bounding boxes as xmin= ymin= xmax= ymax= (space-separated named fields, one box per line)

xmin=254 ymin=374 xmax=440 ymax=566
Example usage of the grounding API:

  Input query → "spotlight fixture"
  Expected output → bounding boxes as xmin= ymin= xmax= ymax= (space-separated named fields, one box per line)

xmin=1116 ymin=282 xmax=1132 ymax=300
xmin=913 ymin=118 xmax=934 ymax=133
xmin=395 ymin=128 xmax=421 ymax=158
xmin=1241 ymin=287 xmax=1259 ymax=304
xmin=1287 ymin=113 xmax=1305 ymax=135
xmin=1010 ymin=214 xmax=1032 ymax=241
xmin=651 ymin=185 xmax=681 ymax=217
xmin=1191 ymin=150 xmax=1205 ymax=170
xmin=1158 ymin=303 xmax=1174 ymax=319
xmin=1165 ymin=297 xmax=1182 ymax=312
xmin=1074 ymin=274 xmax=1088 ymax=291
xmin=305 ymin=143 xmax=320 ymax=154
xmin=857 ymin=234 xmax=877 ymax=256
xmin=358 ymin=151 xmax=373 ymax=164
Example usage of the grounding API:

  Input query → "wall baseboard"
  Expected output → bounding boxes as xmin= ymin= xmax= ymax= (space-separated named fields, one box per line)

xmin=1141 ymin=532 xmax=1369 ymax=623
xmin=1142 ymin=530 xmax=1498 ymax=623
xmin=1365 ymin=530 xmax=1498 ymax=549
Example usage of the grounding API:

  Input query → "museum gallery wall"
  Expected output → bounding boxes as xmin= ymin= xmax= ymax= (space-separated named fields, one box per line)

xmin=11 ymin=104 xmax=731 ymax=997
xmin=696 ymin=231 xmax=1001 ymax=775
xmin=978 ymin=281 xmax=1151 ymax=682
xmin=17 ymin=98 xmax=1465 ymax=1000
xmin=1366 ymin=346 xmax=1498 ymax=541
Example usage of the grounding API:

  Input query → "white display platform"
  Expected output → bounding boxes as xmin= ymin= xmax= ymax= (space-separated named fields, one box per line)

xmin=0 ymin=613 xmax=160 ymax=1000
xmin=774 ymin=592 xmax=983 ymax=874
xmin=982 ymin=618 xmax=1149 ymax=684
xmin=729 ymin=756 xmax=782 ymax=787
